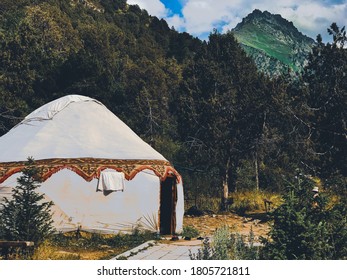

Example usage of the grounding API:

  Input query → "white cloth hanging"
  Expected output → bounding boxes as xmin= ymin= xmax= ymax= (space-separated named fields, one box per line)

xmin=97 ymin=170 xmax=125 ymax=194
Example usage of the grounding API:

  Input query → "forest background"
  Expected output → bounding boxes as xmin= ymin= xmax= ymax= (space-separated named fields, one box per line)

xmin=0 ymin=0 xmax=346 ymax=208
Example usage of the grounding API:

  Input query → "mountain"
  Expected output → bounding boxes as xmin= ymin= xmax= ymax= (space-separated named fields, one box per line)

xmin=232 ymin=9 xmax=315 ymax=76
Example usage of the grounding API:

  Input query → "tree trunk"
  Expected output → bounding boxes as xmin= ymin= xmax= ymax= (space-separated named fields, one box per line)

xmin=221 ymin=158 xmax=230 ymax=211
xmin=255 ymin=149 xmax=259 ymax=191
xmin=223 ymin=177 xmax=229 ymax=204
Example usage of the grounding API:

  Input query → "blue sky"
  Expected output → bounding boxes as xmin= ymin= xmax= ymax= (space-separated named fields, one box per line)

xmin=127 ymin=0 xmax=347 ymax=42
xmin=160 ymin=0 xmax=183 ymax=15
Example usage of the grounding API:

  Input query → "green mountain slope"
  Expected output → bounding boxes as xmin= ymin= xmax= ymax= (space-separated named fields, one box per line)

xmin=233 ymin=9 xmax=315 ymax=76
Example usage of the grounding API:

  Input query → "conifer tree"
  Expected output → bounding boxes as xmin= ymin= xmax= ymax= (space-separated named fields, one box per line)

xmin=261 ymin=172 xmax=347 ymax=259
xmin=0 ymin=157 xmax=54 ymax=244
xmin=303 ymin=23 xmax=347 ymax=180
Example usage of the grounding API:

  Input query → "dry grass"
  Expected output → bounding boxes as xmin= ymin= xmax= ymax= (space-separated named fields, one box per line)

xmin=30 ymin=231 xmax=154 ymax=260
xmin=229 ymin=190 xmax=283 ymax=214
xmin=32 ymin=240 xmax=125 ymax=260
xmin=185 ymin=190 xmax=283 ymax=215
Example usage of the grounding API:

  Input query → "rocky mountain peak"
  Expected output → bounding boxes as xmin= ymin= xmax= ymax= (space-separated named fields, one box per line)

xmin=235 ymin=9 xmax=312 ymax=43
xmin=233 ymin=9 xmax=315 ymax=76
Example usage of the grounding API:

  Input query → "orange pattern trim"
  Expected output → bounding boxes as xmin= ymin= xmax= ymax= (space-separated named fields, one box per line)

xmin=0 ymin=158 xmax=181 ymax=183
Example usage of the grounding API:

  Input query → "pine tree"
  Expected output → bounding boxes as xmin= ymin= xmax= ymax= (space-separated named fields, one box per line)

xmin=0 ymin=157 xmax=54 ymax=244
xmin=261 ymin=171 xmax=347 ymax=259
xmin=303 ymin=23 xmax=347 ymax=180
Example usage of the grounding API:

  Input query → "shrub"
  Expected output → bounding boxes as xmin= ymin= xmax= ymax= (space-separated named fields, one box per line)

xmin=230 ymin=227 xmax=260 ymax=260
xmin=182 ymin=226 xmax=199 ymax=239
xmin=211 ymin=225 xmax=231 ymax=259
xmin=261 ymin=172 xmax=347 ymax=260
xmin=190 ymin=226 xmax=260 ymax=260
xmin=189 ymin=237 xmax=215 ymax=260
xmin=189 ymin=226 xmax=232 ymax=260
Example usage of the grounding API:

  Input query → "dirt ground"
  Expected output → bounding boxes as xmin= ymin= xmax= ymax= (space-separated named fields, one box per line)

xmin=183 ymin=212 xmax=271 ymax=242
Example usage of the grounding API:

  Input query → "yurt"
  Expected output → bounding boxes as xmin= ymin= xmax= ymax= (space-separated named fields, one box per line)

xmin=0 ymin=95 xmax=184 ymax=235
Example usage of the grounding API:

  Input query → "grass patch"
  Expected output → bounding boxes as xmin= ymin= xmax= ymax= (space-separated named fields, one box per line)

xmin=30 ymin=230 xmax=156 ymax=260
xmin=185 ymin=190 xmax=283 ymax=216
xmin=229 ymin=190 xmax=283 ymax=215
xmin=234 ymin=24 xmax=296 ymax=68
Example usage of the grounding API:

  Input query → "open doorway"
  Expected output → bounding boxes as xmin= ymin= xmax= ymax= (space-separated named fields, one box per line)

xmin=159 ymin=177 xmax=177 ymax=235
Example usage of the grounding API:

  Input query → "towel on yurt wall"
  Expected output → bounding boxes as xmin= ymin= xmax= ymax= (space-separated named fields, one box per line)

xmin=97 ymin=170 xmax=125 ymax=194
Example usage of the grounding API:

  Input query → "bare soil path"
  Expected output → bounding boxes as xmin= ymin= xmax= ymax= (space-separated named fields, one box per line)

xmin=183 ymin=212 xmax=270 ymax=241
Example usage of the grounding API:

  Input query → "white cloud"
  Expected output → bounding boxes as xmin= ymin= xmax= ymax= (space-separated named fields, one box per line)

xmin=127 ymin=0 xmax=347 ymax=41
xmin=165 ymin=14 xmax=186 ymax=30
xmin=276 ymin=1 xmax=347 ymax=40
xmin=127 ymin=0 xmax=169 ymax=18
xmin=181 ymin=0 xmax=241 ymax=35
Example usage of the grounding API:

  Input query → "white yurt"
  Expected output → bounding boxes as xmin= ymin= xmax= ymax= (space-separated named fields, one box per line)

xmin=0 ymin=95 xmax=184 ymax=235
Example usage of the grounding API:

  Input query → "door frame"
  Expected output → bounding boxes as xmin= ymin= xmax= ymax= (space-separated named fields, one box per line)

xmin=159 ymin=176 xmax=177 ymax=235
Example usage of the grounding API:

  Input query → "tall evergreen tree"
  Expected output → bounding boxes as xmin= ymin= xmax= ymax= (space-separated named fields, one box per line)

xmin=0 ymin=158 xmax=54 ymax=244
xmin=302 ymin=23 xmax=347 ymax=181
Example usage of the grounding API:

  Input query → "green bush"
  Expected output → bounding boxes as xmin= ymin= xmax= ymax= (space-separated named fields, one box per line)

xmin=190 ymin=226 xmax=260 ymax=260
xmin=182 ymin=226 xmax=199 ymax=239
xmin=211 ymin=225 xmax=231 ymax=259
xmin=261 ymin=172 xmax=347 ymax=260
xmin=230 ymin=228 xmax=260 ymax=260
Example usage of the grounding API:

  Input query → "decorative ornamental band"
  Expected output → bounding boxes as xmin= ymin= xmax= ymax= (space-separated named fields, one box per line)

xmin=0 ymin=158 xmax=181 ymax=183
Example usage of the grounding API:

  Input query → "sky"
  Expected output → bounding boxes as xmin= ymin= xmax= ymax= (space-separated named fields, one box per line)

xmin=127 ymin=0 xmax=347 ymax=42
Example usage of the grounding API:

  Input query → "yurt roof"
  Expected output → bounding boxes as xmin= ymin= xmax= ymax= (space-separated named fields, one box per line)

xmin=0 ymin=95 xmax=179 ymax=182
